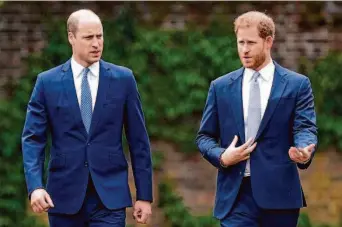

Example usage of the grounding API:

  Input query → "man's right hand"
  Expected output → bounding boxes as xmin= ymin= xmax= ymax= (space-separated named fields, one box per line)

xmin=30 ymin=188 xmax=54 ymax=213
xmin=220 ymin=135 xmax=257 ymax=167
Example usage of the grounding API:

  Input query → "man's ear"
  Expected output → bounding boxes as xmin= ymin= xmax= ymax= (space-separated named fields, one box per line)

xmin=265 ymin=36 xmax=274 ymax=49
xmin=68 ymin=32 xmax=74 ymax=46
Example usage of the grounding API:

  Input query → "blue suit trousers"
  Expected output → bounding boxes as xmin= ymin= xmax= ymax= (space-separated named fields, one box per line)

xmin=48 ymin=176 xmax=126 ymax=227
xmin=221 ymin=177 xmax=299 ymax=227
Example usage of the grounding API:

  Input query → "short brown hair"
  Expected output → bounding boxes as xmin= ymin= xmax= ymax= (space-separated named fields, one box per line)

xmin=234 ymin=11 xmax=275 ymax=39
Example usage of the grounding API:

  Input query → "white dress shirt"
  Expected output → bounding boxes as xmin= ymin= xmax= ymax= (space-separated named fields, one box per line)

xmin=71 ymin=57 xmax=100 ymax=111
xmin=242 ymin=60 xmax=275 ymax=176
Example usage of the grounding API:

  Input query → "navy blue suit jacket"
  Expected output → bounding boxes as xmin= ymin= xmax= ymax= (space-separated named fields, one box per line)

xmin=196 ymin=62 xmax=317 ymax=219
xmin=22 ymin=59 xmax=153 ymax=214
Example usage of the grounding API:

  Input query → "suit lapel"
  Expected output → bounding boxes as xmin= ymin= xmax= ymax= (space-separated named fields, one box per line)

xmin=227 ymin=68 xmax=246 ymax=143
xmin=88 ymin=60 xmax=112 ymax=137
xmin=255 ymin=62 xmax=288 ymax=140
xmin=61 ymin=60 xmax=88 ymax=139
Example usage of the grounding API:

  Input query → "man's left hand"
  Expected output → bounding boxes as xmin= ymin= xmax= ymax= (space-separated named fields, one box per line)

xmin=288 ymin=144 xmax=315 ymax=164
xmin=133 ymin=200 xmax=152 ymax=224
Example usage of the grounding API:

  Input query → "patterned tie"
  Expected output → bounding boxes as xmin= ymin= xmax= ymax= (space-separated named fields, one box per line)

xmin=245 ymin=71 xmax=262 ymax=176
xmin=80 ymin=68 xmax=92 ymax=133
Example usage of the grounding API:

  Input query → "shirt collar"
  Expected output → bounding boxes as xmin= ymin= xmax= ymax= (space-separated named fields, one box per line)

xmin=244 ymin=60 xmax=275 ymax=82
xmin=71 ymin=57 xmax=100 ymax=78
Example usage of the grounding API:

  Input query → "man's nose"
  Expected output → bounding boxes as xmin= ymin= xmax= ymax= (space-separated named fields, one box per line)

xmin=242 ymin=44 xmax=250 ymax=54
xmin=92 ymin=39 xmax=99 ymax=48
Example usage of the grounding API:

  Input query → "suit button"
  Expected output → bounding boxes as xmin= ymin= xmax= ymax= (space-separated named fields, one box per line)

xmin=87 ymin=143 xmax=90 ymax=146
xmin=239 ymin=171 xmax=242 ymax=175
xmin=84 ymin=161 xmax=88 ymax=167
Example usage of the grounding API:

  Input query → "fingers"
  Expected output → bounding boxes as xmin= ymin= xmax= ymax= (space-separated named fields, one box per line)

xmin=228 ymin=135 xmax=254 ymax=151
xmin=134 ymin=201 xmax=152 ymax=224
xmin=136 ymin=210 xmax=151 ymax=224
xmin=31 ymin=191 xmax=54 ymax=213
xmin=133 ymin=208 xmax=141 ymax=220
xmin=299 ymin=144 xmax=315 ymax=157
xmin=289 ymin=147 xmax=301 ymax=160
xmin=307 ymin=144 xmax=315 ymax=152
xmin=299 ymin=150 xmax=310 ymax=160
xmin=242 ymin=154 xmax=250 ymax=161
xmin=288 ymin=147 xmax=296 ymax=161
xmin=289 ymin=154 xmax=302 ymax=163
xmin=297 ymin=147 xmax=310 ymax=160
xmin=31 ymin=204 xmax=39 ymax=213
xmin=135 ymin=212 xmax=145 ymax=223
xmin=229 ymin=135 xmax=238 ymax=147
xmin=31 ymin=199 xmax=45 ymax=213
xmin=289 ymin=147 xmax=310 ymax=163
xmin=139 ymin=212 xmax=150 ymax=224
xmin=239 ymin=137 xmax=254 ymax=150
xmin=32 ymin=205 xmax=39 ymax=213
xmin=242 ymin=142 xmax=257 ymax=156
xmin=135 ymin=211 xmax=143 ymax=223
xmin=45 ymin=193 xmax=54 ymax=208
xmin=38 ymin=197 xmax=50 ymax=211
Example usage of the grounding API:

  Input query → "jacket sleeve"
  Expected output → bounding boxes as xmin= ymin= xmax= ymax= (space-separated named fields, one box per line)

xmin=124 ymin=72 xmax=153 ymax=202
xmin=196 ymin=82 xmax=225 ymax=169
xmin=293 ymin=77 xmax=318 ymax=169
xmin=21 ymin=74 xmax=48 ymax=197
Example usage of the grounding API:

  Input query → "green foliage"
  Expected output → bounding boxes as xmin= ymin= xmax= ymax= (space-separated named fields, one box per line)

xmin=305 ymin=52 xmax=342 ymax=151
xmin=102 ymin=13 xmax=240 ymax=153
xmin=0 ymin=5 xmax=239 ymax=226
xmin=297 ymin=212 xmax=338 ymax=227
xmin=159 ymin=180 xmax=333 ymax=227
xmin=298 ymin=213 xmax=313 ymax=227
xmin=158 ymin=180 xmax=219 ymax=227
xmin=152 ymin=151 xmax=164 ymax=171
xmin=0 ymin=3 xmax=340 ymax=226
xmin=30 ymin=9 xmax=240 ymax=155
xmin=0 ymin=55 xmax=48 ymax=226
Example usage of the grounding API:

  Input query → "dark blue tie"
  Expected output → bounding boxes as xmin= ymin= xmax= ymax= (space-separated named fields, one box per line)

xmin=80 ymin=68 xmax=92 ymax=133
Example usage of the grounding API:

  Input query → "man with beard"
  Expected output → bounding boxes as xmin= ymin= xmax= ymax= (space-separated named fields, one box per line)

xmin=22 ymin=9 xmax=152 ymax=227
xmin=196 ymin=11 xmax=317 ymax=227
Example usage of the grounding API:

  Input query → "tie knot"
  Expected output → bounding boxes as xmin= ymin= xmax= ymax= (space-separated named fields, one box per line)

xmin=252 ymin=71 xmax=260 ymax=82
xmin=83 ymin=68 xmax=90 ymax=77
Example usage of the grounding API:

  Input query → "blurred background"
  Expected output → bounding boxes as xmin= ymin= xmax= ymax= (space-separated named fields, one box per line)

xmin=0 ymin=1 xmax=342 ymax=227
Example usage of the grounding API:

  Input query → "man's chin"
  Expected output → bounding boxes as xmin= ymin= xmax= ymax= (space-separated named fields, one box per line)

xmin=242 ymin=62 xmax=254 ymax=69
xmin=87 ymin=57 xmax=101 ymax=64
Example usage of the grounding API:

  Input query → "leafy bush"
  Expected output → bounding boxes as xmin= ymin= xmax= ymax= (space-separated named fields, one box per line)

xmin=0 ymin=4 xmax=340 ymax=226
xmin=159 ymin=179 xmax=332 ymax=227
xmin=0 ymin=5 xmax=239 ymax=226
xmin=306 ymin=52 xmax=342 ymax=151
xmin=158 ymin=180 xmax=219 ymax=227
xmin=0 ymin=57 xmax=48 ymax=226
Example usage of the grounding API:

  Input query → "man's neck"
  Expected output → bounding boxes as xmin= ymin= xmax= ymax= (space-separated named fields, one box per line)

xmin=255 ymin=56 xmax=272 ymax=72
xmin=72 ymin=55 xmax=94 ymax=68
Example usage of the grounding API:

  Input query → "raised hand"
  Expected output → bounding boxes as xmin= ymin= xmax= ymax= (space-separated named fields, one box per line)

xmin=288 ymin=144 xmax=315 ymax=164
xmin=220 ymin=135 xmax=257 ymax=167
